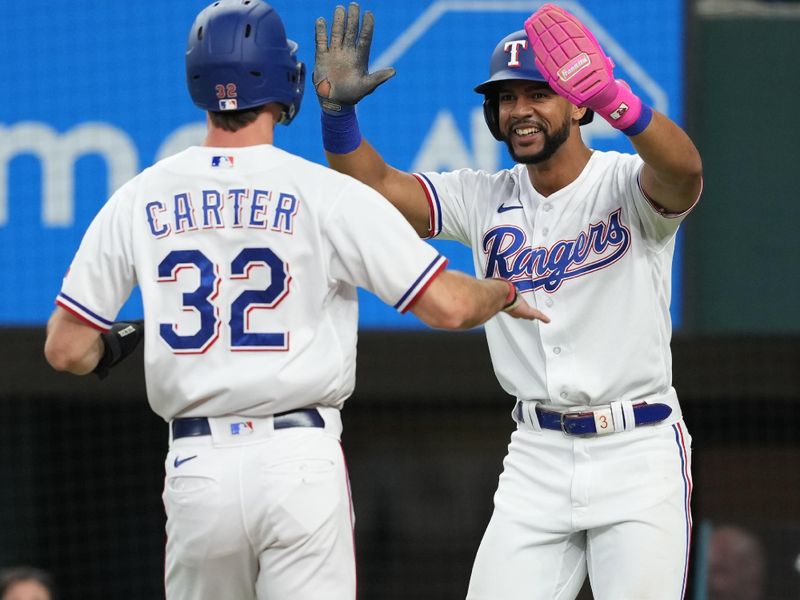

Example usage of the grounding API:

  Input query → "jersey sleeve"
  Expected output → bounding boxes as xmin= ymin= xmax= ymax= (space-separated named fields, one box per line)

xmin=412 ymin=169 xmax=483 ymax=244
xmin=324 ymin=180 xmax=447 ymax=313
xmin=618 ymin=155 xmax=697 ymax=252
xmin=56 ymin=182 xmax=137 ymax=330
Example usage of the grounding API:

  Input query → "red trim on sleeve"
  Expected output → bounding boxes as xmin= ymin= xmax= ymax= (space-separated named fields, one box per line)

xmin=411 ymin=173 xmax=436 ymax=238
xmin=639 ymin=174 xmax=703 ymax=219
xmin=55 ymin=299 xmax=110 ymax=332
xmin=402 ymin=258 xmax=448 ymax=314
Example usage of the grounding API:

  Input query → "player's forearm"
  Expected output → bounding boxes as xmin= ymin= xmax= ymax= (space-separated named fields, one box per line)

xmin=326 ymin=139 xmax=431 ymax=237
xmin=325 ymin=139 xmax=393 ymax=197
xmin=410 ymin=271 xmax=507 ymax=329
xmin=44 ymin=309 xmax=104 ymax=375
xmin=449 ymin=274 xmax=511 ymax=329
xmin=57 ymin=340 xmax=103 ymax=375
xmin=412 ymin=270 xmax=551 ymax=328
xmin=630 ymin=111 xmax=703 ymax=213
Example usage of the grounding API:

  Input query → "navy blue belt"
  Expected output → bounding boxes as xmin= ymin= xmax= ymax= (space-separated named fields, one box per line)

xmin=172 ymin=408 xmax=325 ymax=440
xmin=515 ymin=402 xmax=672 ymax=436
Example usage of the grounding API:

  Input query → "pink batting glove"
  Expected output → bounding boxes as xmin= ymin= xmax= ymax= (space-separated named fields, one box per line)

xmin=524 ymin=3 xmax=653 ymax=135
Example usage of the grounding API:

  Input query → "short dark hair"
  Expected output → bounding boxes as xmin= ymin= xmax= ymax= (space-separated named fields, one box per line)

xmin=0 ymin=566 xmax=56 ymax=600
xmin=208 ymin=104 xmax=270 ymax=132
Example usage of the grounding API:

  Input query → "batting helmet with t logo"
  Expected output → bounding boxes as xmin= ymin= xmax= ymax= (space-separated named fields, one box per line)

xmin=475 ymin=29 xmax=593 ymax=141
xmin=185 ymin=0 xmax=305 ymax=125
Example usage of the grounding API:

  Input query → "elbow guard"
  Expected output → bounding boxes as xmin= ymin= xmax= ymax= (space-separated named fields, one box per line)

xmin=93 ymin=320 xmax=144 ymax=380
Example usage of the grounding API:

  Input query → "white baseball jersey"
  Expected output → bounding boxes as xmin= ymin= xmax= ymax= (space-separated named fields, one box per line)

xmin=57 ymin=144 xmax=446 ymax=421
xmin=416 ymin=150 xmax=693 ymax=409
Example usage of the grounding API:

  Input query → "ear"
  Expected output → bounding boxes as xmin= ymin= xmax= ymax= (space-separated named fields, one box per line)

xmin=572 ymin=104 xmax=588 ymax=124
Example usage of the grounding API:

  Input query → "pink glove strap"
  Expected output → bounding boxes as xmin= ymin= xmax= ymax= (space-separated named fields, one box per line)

xmin=591 ymin=79 xmax=651 ymax=133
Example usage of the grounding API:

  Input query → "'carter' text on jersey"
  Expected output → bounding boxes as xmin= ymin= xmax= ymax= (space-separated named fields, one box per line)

xmin=145 ymin=188 xmax=300 ymax=239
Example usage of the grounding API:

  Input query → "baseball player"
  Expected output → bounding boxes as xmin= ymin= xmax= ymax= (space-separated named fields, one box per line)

xmin=42 ymin=2 xmax=549 ymax=599
xmin=315 ymin=3 xmax=703 ymax=599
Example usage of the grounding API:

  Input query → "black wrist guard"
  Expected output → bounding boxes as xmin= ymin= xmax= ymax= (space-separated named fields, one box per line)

xmin=93 ymin=320 xmax=144 ymax=380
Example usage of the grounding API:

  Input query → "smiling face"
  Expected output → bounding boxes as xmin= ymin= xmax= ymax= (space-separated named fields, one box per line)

xmin=496 ymin=79 xmax=579 ymax=165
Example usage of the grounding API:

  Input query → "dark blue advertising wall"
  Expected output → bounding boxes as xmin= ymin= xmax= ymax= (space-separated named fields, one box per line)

xmin=0 ymin=0 xmax=684 ymax=328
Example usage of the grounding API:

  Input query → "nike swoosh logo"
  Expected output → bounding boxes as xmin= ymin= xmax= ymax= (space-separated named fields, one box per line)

xmin=497 ymin=204 xmax=524 ymax=213
xmin=174 ymin=455 xmax=198 ymax=468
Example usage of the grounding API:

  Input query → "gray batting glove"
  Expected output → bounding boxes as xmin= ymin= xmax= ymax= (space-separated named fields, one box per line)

xmin=314 ymin=2 xmax=396 ymax=113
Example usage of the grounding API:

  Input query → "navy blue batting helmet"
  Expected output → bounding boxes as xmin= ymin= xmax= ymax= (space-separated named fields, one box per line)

xmin=475 ymin=30 xmax=593 ymax=140
xmin=186 ymin=0 xmax=305 ymax=125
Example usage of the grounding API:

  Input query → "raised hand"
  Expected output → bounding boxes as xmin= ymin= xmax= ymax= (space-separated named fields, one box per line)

xmin=314 ymin=3 xmax=396 ymax=112
xmin=524 ymin=3 xmax=652 ymax=135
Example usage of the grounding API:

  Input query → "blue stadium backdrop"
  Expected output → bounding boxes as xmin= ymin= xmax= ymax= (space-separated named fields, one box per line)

xmin=0 ymin=0 xmax=685 ymax=328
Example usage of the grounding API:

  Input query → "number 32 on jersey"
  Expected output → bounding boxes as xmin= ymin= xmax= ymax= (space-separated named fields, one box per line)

xmin=157 ymin=247 xmax=290 ymax=353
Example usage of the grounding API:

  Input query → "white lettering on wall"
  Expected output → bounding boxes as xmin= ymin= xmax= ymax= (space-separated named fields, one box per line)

xmin=0 ymin=122 xmax=137 ymax=226
xmin=412 ymin=108 xmax=499 ymax=173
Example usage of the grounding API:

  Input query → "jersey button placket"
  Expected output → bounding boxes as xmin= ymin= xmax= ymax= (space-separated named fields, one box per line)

xmin=544 ymin=339 xmax=572 ymax=405
xmin=531 ymin=201 xmax=552 ymax=245
xmin=539 ymin=201 xmax=562 ymax=364
xmin=538 ymin=204 xmax=552 ymax=241
xmin=533 ymin=199 xmax=563 ymax=398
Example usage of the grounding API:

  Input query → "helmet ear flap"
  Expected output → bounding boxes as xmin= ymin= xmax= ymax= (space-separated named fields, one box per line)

xmin=278 ymin=57 xmax=306 ymax=125
xmin=483 ymin=96 xmax=504 ymax=141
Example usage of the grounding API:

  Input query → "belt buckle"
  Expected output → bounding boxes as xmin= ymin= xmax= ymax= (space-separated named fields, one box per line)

xmin=559 ymin=410 xmax=594 ymax=437
xmin=559 ymin=411 xmax=577 ymax=436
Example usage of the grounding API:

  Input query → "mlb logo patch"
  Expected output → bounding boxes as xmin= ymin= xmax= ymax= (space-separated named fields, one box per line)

xmin=212 ymin=155 xmax=235 ymax=168
xmin=230 ymin=421 xmax=254 ymax=436
xmin=219 ymin=98 xmax=238 ymax=110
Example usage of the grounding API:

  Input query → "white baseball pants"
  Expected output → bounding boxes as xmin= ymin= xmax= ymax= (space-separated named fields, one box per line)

xmin=467 ymin=415 xmax=693 ymax=600
xmin=162 ymin=408 xmax=355 ymax=600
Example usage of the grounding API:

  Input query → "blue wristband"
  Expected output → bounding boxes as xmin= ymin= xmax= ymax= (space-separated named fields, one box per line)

xmin=321 ymin=105 xmax=362 ymax=154
xmin=622 ymin=103 xmax=653 ymax=137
